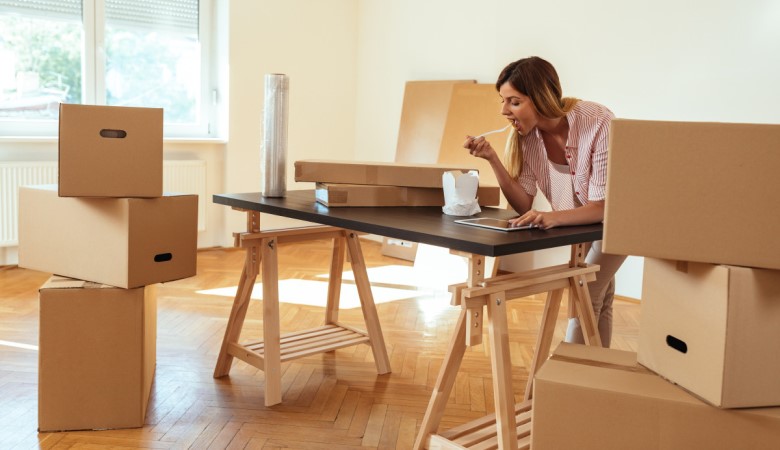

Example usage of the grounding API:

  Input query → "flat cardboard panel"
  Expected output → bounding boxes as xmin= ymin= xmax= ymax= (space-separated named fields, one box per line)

xmin=314 ymin=182 xmax=500 ymax=207
xmin=38 ymin=276 xmax=156 ymax=431
xmin=395 ymin=80 xmax=475 ymax=164
xmin=387 ymin=80 xmax=476 ymax=262
xmin=59 ymin=103 xmax=163 ymax=198
xmin=532 ymin=343 xmax=780 ymax=450
xmin=437 ymin=83 xmax=510 ymax=191
xmin=18 ymin=185 xmax=197 ymax=288
xmin=294 ymin=160 xmax=479 ymax=188
xmin=638 ymin=258 xmax=780 ymax=408
xmin=603 ymin=119 xmax=780 ymax=270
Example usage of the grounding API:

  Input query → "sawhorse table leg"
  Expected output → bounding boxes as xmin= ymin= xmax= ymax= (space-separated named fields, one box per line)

xmin=415 ymin=244 xmax=601 ymax=449
xmin=213 ymin=210 xmax=390 ymax=407
xmin=524 ymin=243 xmax=601 ymax=401
xmin=214 ymin=211 xmax=261 ymax=378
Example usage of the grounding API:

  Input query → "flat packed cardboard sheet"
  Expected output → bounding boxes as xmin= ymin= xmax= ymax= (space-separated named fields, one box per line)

xmin=19 ymin=185 xmax=197 ymax=288
xmin=603 ymin=119 xmax=780 ymax=270
xmin=59 ymin=103 xmax=163 ymax=198
xmin=437 ymin=83 xmax=512 ymax=190
xmin=532 ymin=343 xmax=780 ymax=450
xmin=395 ymin=80 xmax=476 ymax=164
xmin=639 ymin=258 xmax=780 ymax=408
xmin=38 ymin=276 xmax=156 ymax=431
xmin=294 ymin=160 xmax=479 ymax=189
xmin=314 ymin=182 xmax=500 ymax=207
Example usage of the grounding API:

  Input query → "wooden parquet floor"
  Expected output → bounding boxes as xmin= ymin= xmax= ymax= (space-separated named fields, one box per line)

xmin=0 ymin=239 xmax=640 ymax=449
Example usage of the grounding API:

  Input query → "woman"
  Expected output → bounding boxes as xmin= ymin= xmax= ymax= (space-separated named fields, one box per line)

xmin=463 ymin=56 xmax=625 ymax=347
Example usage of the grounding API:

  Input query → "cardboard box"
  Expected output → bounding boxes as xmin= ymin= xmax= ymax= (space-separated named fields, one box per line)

xmin=59 ymin=103 xmax=163 ymax=198
xmin=314 ymin=182 xmax=500 ymax=207
xmin=380 ymin=238 xmax=418 ymax=261
xmin=532 ymin=343 xmax=780 ymax=450
xmin=603 ymin=119 xmax=780 ymax=270
xmin=294 ymin=160 xmax=479 ymax=189
xmin=19 ymin=185 xmax=197 ymax=288
xmin=638 ymin=258 xmax=780 ymax=408
xmin=38 ymin=276 xmax=156 ymax=431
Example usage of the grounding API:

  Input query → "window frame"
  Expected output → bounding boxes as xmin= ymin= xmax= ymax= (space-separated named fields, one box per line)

xmin=0 ymin=0 xmax=214 ymax=138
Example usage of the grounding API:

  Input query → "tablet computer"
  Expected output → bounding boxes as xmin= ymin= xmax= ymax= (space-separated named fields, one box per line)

xmin=453 ymin=217 xmax=535 ymax=232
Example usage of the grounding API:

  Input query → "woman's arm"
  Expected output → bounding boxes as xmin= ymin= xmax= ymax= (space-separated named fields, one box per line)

xmin=510 ymin=200 xmax=604 ymax=229
xmin=463 ymin=135 xmax=534 ymax=213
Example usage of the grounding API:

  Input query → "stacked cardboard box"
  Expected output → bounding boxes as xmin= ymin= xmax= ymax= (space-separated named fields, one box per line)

xmin=533 ymin=343 xmax=780 ymax=450
xmin=531 ymin=119 xmax=780 ymax=448
xmin=295 ymin=159 xmax=501 ymax=207
xmin=18 ymin=104 xmax=198 ymax=432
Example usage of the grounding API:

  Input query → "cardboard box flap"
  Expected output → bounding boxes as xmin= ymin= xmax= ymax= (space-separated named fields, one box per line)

xmin=537 ymin=343 xmax=702 ymax=405
xmin=551 ymin=341 xmax=637 ymax=366
xmin=40 ymin=275 xmax=113 ymax=291
xmin=532 ymin=344 xmax=780 ymax=450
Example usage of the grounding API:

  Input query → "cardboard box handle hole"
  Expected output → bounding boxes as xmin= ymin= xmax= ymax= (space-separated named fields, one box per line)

xmin=99 ymin=129 xmax=127 ymax=138
xmin=666 ymin=335 xmax=688 ymax=354
xmin=154 ymin=253 xmax=173 ymax=262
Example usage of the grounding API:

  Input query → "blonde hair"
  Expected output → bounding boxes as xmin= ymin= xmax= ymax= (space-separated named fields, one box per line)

xmin=497 ymin=57 xmax=579 ymax=178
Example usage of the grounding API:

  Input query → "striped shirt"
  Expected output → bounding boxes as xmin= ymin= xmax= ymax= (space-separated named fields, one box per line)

xmin=548 ymin=160 xmax=582 ymax=211
xmin=518 ymin=100 xmax=614 ymax=209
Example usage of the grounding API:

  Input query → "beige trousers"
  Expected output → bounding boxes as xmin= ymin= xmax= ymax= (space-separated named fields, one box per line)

xmin=564 ymin=240 xmax=627 ymax=348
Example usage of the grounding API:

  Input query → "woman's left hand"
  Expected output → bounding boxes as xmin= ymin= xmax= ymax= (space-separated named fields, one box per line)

xmin=510 ymin=209 xmax=563 ymax=230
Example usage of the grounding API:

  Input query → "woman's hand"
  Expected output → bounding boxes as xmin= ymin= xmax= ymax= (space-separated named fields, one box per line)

xmin=510 ymin=209 xmax=564 ymax=230
xmin=510 ymin=201 xmax=605 ymax=230
xmin=463 ymin=136 xmax=498 ymax=162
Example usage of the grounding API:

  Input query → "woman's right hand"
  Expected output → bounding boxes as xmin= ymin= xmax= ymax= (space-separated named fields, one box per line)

xmin=463 ymin=136 xmax=498 ymax=162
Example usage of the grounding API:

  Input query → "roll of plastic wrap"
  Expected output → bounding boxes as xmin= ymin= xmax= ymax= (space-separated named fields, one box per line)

xmin=261 ymin=73 xmax=289 ymax=197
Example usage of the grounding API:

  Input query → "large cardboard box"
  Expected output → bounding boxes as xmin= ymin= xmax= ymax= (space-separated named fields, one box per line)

xmin=638 ymin=258 xmax=780 ymax=408
xmin=603 ymin=119 xmax=780 ymax=270
xmin=38 ymin=276 xmax=156 ymax=432
xmin=59 ymin=103 xmax=163 ymax=198
xmin=532 ymin=343 xmax=780 ymax=450
xmin=314 ymin=182 xmax=500 ymax=207
xmin=19 ymin=185 xmax=197 ymax=288
xmin=294 ymin=160 xmax=479 ymax=188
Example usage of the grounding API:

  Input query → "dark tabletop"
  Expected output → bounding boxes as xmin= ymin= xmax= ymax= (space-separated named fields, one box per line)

xmin=214 ymin=190 xmax=603 ymax=257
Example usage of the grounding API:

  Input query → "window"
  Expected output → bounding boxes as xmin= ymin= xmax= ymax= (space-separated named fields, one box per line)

xmin=0 ymin=0 xmax=213 ymax=137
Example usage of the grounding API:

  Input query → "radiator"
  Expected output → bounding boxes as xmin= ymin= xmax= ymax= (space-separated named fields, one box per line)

xmin=163 ymin=160 xmax=207 ymax=233
xmin=0 ymin=160 xmax=207 ymax=247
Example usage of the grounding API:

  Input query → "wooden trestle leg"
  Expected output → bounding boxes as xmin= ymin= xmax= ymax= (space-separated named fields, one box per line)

xmin=214 ymin=211 xmax=261 ymax=378
xmin=261 ymin=236 xmax=282 ymax=406
xmin=213 ymin=210 xmax=391 ymax=407
xmin=415 ymin=244 xmax=601 ymax=449
xmin=413 ymin=308 xmax=469 ymax=450
xmin=345 ymin=231 xmax=391 ymax=374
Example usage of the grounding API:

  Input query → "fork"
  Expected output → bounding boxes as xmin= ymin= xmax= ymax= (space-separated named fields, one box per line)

xmin=475 ymin=124 xmax=510 ymax=138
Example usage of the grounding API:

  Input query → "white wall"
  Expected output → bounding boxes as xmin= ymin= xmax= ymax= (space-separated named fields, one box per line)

xmin=352 ymin=0 xmax=780 ymax=298
xmin=224 ymin=0 xmax=359 ymax=238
